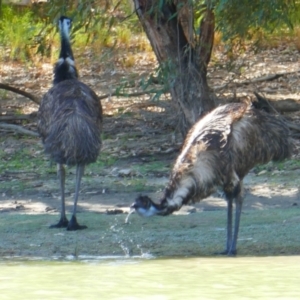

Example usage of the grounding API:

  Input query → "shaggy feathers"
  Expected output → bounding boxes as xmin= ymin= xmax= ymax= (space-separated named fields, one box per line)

xmin=37 ymin=16 xmax=102 ymax=231
xmin=167 ymin=102 xmax=291 ymax=204
xmin=38 ymin=80 xmax=102 ymax=165
xmin=132 ymin=101 xmax=293 ymax=254
xmin=53 ymin=59 xmax=78 ymax=84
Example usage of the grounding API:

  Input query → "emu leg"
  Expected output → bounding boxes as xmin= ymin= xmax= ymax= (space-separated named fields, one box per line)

xmin=216 ymin=194 xmax=233 ymax=255
xmin=221 ymin=196 xmax=234 ymax=255
xmin=50 ymin=164 xmax=69 ymax=228
xmin=224 ymin=182 xmax=244 ymax=255
xmin=67 ymin=164 xmax=87 ymax=231
xmin=229 ymin=187 xmax=244 ymax=255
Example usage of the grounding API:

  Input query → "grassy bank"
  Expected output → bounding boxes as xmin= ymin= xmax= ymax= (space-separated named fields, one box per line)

xmin=0 ymin=208 xmax=299 ymax=258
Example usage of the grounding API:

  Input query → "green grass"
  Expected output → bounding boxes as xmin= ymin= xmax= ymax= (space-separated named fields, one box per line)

xmin=0 ymin=142 xmax=47 ymax=174
xmin=0 ymin=90 xmax=9 ymax=99
xmin=133 ymin=161 xmax=169 ymax=174
xmin=252 ymin=159 xmax=300 ymax=174
xmin=0 ymin=136 xmax=166 ymax=194
xmin=0 ymin=208 xmax=299 ymax=258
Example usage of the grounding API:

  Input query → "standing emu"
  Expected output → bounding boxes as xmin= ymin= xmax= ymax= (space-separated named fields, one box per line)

xmin=131 ymin=101 xmax=292 ymax=255
xmin=37 ymin=16 xmax=102 ymax=231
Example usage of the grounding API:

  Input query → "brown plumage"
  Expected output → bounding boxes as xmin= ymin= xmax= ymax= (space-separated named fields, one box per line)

xmin=38 ymin=80 xmax=102 ymax=166
xmin=37 ymin=16 xmax=102 ymax=230
xmin=131 ymin=100 xmax=292 ymax=255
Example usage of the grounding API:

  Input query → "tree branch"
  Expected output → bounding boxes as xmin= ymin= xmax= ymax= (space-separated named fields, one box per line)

xmin=213 ymin=71 xmax=299 ymax=91
xmin=0 ymin=123 xmax=38 ymax=137
xmin=198 ymin=8 xmax=215 ymax=69
xmin=0 ymin=83 xmax=40 ymax=105
xmin=0 ymin=82 xmax=166 ymax=105
xmin=0 ymin=114 xmax=36 ymax=121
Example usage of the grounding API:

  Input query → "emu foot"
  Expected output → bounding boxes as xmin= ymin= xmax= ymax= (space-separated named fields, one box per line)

xmin=67 ymin=215 xmax=87 ymax=231
xmin=216 ymin=249 xmax=237 ymax=256
xmin=49 ymin=216 xmax=69 ymax=228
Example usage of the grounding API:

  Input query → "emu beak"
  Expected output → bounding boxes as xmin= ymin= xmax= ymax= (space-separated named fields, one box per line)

xmin=130 ymin=202 xmax=137 ymax=210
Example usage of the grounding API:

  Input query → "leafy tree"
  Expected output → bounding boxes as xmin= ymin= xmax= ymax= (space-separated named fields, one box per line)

xmin=132 ymin=0 xmax=297 ymax=135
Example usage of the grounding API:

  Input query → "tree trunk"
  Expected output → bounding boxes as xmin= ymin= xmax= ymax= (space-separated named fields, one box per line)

xmin=133 ymin=0 xmax=216 ymax=136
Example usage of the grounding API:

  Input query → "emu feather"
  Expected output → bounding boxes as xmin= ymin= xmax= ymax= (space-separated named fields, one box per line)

xmin=37 ymin=16 xmax=102 ymax=231
xmin=131 ymin=101 xmax=292 ymax=255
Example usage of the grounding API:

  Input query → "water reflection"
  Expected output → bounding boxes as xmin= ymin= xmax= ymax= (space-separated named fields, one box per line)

xmin=0 ymin=256 xmax=299 ymax=299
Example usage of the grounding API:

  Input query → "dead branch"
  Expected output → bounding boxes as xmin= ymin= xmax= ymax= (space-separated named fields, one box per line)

xmin=0 ymin=83 xmax=40 ymax=105
xmin=213 ymin=70 xmax=300 ymax=92
xmin=98 ymin=89 xmax=166 ymax=101
xmin=240 ymin=73 xmax=289 ymax=85
xmin=0 ymin=123 xmax=38 ymax=137
xmin=0 ymin=82 xmax=165 ymax=105
xmin=0 ymin=114 xmax=36 ymax=121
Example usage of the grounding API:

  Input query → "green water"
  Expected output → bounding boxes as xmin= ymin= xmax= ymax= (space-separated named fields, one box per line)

xmin=0 ymin=256 xmax=299 ymax=299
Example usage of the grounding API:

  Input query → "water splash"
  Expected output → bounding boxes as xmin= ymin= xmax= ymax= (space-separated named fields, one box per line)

xmin=125 ymin=208 xmax=135 ymax=224
xmin=137 ymin=244 xmax=154 ymax=259
xmin=109 ymin=216 xmax=153 ymax=258
xmin=110 ymin=217 xmax=133 ymax=257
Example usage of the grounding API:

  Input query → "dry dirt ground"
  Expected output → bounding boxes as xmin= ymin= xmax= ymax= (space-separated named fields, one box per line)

xmin=0 ymin=47 xmax=300 ymax=257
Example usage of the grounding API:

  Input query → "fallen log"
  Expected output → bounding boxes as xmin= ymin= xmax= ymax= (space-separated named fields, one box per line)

xmin=0 ymin=114 xmax=36 ymax=121
xmin=0 ymin=123 xmax=38 ymax=137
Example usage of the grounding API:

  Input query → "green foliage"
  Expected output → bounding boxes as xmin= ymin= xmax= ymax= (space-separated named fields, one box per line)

xmin=179 ymin=0 xmax=300 ymax=65
xmin=214 ymin=0 xmax=297 ymax=41
xmin=150 ymin=0 xmax=298 ymax=43
xmin=37 ymin=0 xmax=141 ymax=53
xmin=0 ymin=1 xmax=141 ymax=61
xmin=0 ymin=5 xmax=43 ymax=61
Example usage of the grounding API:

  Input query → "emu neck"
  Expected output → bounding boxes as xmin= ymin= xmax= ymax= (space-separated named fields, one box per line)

xmin=53 ymin=31 xmax=78 ymax=85
xmin=59 ymin=33 xmax=74 ymax=60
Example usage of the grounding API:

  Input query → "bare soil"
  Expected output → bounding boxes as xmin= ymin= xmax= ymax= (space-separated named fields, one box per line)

xmin=1 ymin=47 xmax=300 ymax=258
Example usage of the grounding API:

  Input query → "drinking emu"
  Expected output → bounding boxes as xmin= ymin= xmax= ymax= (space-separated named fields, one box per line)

xmin=38 ymin=16 xmax=102 ymax=230
xmin=131 ymin=101 xmax=292 ymax=255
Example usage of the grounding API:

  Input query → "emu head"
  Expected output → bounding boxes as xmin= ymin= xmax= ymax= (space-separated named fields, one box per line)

xmin=131 ymin=195 xmax=170 ymax=217
xmin=131 ymin=195 xmax=156 ymax=217
xmin=58 ymin=16 xmax=72 ymax=37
